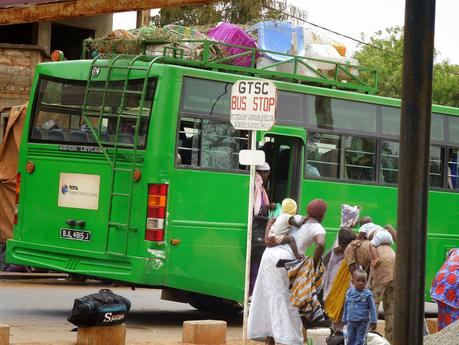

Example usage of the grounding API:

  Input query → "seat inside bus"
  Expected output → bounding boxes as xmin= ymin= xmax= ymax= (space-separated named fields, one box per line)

xmin=69 ymin=130 xmax=88 ymax=143
xmin=47 ymin=129 xmax=65 ymax=141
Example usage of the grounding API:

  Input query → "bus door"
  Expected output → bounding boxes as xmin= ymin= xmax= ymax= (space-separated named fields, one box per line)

xmin=260 ymin=134 xmax=303 ymax=207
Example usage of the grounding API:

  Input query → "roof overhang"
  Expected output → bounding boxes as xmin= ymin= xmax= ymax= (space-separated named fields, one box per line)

xmin=0 ymin=0 xmax=214 ymax=25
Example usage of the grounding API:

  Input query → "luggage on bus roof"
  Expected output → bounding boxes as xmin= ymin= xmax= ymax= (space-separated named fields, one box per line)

xmin=251 ymin=21 xmax=305 ymax=61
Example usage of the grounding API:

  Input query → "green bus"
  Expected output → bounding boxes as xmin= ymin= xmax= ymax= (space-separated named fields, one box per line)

xmin=6 ymin=40 xmax=459 ymax=309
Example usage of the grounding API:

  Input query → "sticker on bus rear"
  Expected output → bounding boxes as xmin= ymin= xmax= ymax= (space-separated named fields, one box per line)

xmin=58 ymin=173 xmax=100 ymax=210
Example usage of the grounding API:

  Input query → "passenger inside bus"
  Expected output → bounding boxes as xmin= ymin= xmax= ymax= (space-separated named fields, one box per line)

xmin=178 ymin=123 xmax=192 ymax=165
xmin=345 ymin=137 xmax=376 ymax=181
xmin=448 ymin=149 xmax=459 ymax=190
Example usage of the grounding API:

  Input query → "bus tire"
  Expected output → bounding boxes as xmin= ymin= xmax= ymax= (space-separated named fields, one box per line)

xmin=188 ymin=293 xmax=243 ymax=314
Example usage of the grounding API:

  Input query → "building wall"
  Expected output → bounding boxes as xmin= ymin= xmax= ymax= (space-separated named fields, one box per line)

xmin=55 ymin=14 xmax=113 ymax=39
xmin=0 ymin=14 xmax=113 ymax=111
xmin=0 ymin=43 xmax=48 ymax=111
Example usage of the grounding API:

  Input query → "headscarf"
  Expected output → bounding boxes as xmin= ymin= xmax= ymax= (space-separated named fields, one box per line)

xmin=253 ymin=172 xmax=269 ymax=215
xmin=340 ymin=204 xmax=360 ymax=228
xmin=255 ymin=162 xmax=270 ymax=171
xmin=281 ymin=198 xmax=297 ymax=215
xmin=431 ymin=248 xmax=459 ymax=309
xmin=306 ymin=199 xmax=327 ymax=222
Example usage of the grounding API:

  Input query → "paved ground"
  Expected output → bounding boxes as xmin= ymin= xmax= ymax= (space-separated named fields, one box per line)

xmin=0 ymin=277 xmax=437 ymax=344
xmin=0 ymin=279 xmax=248 ymax=345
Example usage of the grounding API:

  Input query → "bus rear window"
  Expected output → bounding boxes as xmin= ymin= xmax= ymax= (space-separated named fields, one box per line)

xmin=29 ymin=76 xmax=156 ymax=147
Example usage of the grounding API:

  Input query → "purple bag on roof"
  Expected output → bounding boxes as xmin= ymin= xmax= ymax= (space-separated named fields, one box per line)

xmin=207 ymin=22 xmax=259 ymax=67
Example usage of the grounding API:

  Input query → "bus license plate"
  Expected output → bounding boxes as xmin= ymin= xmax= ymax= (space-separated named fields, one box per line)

xmin=60 ymin=228 xmax=91 ymax=241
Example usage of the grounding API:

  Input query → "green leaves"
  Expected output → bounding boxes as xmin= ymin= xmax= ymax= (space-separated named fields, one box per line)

xmin=151 ymin=0 xmax=306 ymax=27
xmin=354 ymin=26 xmax=459 ymax=107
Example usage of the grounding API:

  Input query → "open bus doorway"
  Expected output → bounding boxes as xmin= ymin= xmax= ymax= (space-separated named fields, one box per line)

xmin=259 ymin=135 xmax=303 ymax=207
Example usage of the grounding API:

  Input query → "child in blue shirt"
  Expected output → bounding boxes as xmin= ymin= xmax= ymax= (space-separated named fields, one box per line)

xmin=342 ymin=268 xmax=377 ymax=345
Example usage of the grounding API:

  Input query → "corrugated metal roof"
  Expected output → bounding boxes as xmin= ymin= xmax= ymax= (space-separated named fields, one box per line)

xmin=0 ymin=0 xmax=71 ymax=9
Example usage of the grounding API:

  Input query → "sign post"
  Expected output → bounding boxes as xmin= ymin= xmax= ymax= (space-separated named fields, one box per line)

xmin=230 ymin=80 xmax=276 ymax=343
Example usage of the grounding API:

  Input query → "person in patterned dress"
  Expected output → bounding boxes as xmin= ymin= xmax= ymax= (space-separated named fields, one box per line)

xmin=431 ymin=248 xmax=459 ymax=330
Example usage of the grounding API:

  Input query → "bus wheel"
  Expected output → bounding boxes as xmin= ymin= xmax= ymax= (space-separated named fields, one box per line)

xmin=188 ymin=293 xmax=243 ymax=314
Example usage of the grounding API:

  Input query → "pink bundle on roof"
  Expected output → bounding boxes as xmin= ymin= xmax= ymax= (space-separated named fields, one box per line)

xmin=207 ymin=22 xmax=259 ymax=67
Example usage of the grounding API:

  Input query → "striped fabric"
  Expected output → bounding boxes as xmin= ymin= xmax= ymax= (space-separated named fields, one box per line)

xmin=285 ymin=257 xmax=326 ymax=322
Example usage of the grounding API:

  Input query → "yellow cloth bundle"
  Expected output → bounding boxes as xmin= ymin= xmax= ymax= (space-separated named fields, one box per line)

xmin=324 ymin=260 xmax=351 ymax=322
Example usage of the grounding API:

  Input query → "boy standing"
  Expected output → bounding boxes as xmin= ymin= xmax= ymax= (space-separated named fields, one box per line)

xmin=342 ymin=269 xmax=377 ymax=345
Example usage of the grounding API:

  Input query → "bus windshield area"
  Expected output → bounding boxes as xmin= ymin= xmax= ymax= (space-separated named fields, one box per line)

xmin=29 ymin=76 xmax=157 ymax=148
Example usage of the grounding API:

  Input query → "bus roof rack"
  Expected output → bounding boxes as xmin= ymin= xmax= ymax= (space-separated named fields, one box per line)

xmin=83 ymin=38 xmax=379 ymax=94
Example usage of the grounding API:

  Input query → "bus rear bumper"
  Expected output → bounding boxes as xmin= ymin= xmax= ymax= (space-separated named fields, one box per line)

xmin=5 ymin=240 xmax=166 ymax=286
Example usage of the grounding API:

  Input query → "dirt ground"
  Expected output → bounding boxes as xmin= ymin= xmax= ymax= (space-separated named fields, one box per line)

xmin=0 ymin=279 xmax=261 ymax=345
xmin=7 ymin=323 xmax=261 ymax=345
xmin=10 ymin=339 xmax=260 ymax=345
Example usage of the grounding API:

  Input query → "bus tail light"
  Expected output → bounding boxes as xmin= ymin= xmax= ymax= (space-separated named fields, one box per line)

xmin=145 ymin=184 xmax=168 ymax=242
xmin=14 ymin=173 xmax=21 ymax=225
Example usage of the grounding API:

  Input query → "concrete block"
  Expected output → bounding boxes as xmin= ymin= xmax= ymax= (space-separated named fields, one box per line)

xmin=426 ymin=318 xmax=438 ymax=334
xmin=182 ymin=320 xmax=227 ymax=344
xmin=77 ymin=324 xmax=126 ymax=345
xmin=375 ymin=320 xmax=385 ymax=336
xmin=0 ymin=324 xmax=10 ymax=345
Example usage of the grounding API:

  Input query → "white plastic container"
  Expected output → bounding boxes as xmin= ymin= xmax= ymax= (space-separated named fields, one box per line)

xmin=306 ymin=328 xmax=331 ymax=345
xmin=305 ymin=43 xmax=342 ymax=70
xmin=304 ymin=43 xmax=360 ymax=79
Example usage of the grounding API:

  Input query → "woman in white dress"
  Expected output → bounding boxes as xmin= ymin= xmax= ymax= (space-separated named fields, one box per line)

xmin=248 ymin=199 xmax=327 ymax=345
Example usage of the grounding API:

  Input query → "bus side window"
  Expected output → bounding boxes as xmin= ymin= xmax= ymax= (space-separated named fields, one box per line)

xmin=176 ymin=117 xmax=248 ymax=171
xmin=448 ymin=148 xmax=459 ymax=190
xmin=381 ymin=141 xmax=399 ymax=184
xmin=306 ymin=131 xmax=339 ymax=179
xmin=430 ymin=146 xmax=445 ymax=188
xmin=177 ymin=118 xmax=199 ymax=166
xmin=344 ymin=136 xmax=376 ymax=182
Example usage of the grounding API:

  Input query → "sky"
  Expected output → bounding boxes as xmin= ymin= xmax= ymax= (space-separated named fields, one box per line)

xmin=113 ymin=0 xmax=459 ymax=64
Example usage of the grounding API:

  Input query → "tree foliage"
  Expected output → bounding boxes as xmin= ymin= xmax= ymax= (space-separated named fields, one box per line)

xmin=151 ymin=0 xmax=307 ymax=27
xmin=353 ymin=26 xmax=459 ymax=107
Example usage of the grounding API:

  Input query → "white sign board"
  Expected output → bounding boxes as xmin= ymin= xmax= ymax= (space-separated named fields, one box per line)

xmin=58 ymin=173 xmax=100 ymax=210
xmin=230 ymin=80 xmax=277 ymax=131
xmin=239 ymin=149 xmax=266 ymax=166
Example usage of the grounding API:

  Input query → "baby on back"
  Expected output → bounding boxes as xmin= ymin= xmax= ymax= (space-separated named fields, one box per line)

xmin=358 ymin=216 xmax=397 ymax=267
xmin=269 ymin=198 xmax=305 ymax=259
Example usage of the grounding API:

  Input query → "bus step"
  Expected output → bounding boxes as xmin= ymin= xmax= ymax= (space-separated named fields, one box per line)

xmin=113 ymin=167 xmax=132 ymax=172
xmin=83 ymin=111 xmax=148 ymax=120
xmin=108 ymin=222 xmax=129 ymax=229
xmin=108 ymin=223 xmax=138 ymax=232
xmin=114 ymin=143 xmax=135 ymax=149
xmin=86 ymin=87 xmax=144 ymax=95
xmin=111 ymin=192 xmax=130 ymax=197
xmin=86 ymin=112 xmax=136 ymax=119
xmin=122 ymin=110 xmax=150 ymax=117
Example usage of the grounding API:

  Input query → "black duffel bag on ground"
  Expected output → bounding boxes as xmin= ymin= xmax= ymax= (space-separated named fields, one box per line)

xmin=68 ymin=288 xmax=131 ymax=327
xmin=326 ymin=330 xmax=345 ymax=345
